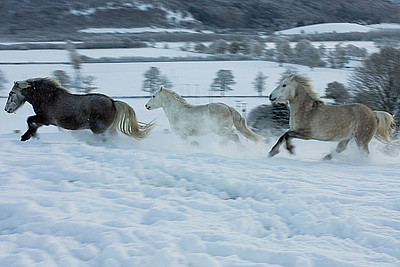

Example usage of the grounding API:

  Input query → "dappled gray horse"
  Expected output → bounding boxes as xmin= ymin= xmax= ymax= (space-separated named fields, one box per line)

xmin=269 ymin=74 xmax=395 ymax=160
xmin=5 ymin=78 xmax=153 ymax=141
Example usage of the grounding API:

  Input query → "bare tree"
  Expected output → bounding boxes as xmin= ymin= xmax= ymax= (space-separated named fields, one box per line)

xmin=328 ymin=43 xmax=349 ymax=69
xmin=210 ymin=69 xmax=235 ymax=96
xmin=275 ymin=38 xmax=293 ymax=66
xmin=294 ymin=39 xmax=325 ymax=69
xmin=348 ymin=47 xmax=400 ymax=124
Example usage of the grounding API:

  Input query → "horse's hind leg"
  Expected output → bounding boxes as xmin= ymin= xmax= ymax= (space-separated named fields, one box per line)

xmin=355 ymin=139 xmax=370 ymax=157
xmin=217 ymin=128 xmax=240 ymax=144
xmin=323 ymin=139 xmax=350 ymax=160
xmin=21 ymin=115 xmax=45 ymax=141
xmin=269 ymin=132 xmax=288 ymax=157
xmin=355 ymin=128 xmax=374 ymax=157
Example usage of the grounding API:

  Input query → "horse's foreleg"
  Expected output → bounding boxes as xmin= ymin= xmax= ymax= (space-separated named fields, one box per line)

xmin=269 ymin=130 xmax=309 ymax=157
xmin=21 ymin=115 xmax=45 ymax=141
xmin=269 ymin=132 xmax=288 ymax=157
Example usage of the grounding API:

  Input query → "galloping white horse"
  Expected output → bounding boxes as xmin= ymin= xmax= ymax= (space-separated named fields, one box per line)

xmin=145 ymin=86 xmax=263 ymax=143
xmin=269 ymin=74 xmax=395 ymax=159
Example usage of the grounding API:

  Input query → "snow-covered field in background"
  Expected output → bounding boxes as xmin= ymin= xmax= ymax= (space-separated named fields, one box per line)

xmin=78 ymin=27 xmax=213 ymax=34
xmin=1 ymin=46 xmax=400 ymax=266
xmin=275 ymin=22 xmax=400 ymax=35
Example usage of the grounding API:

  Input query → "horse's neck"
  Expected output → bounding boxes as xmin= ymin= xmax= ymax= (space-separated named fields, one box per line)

xmin=289 ymin=86 xmax=314 ymax=113
xmin=161 ymin=94 xmax=187 ymax=118
xmin=27 ymin=87 xmax=62 ymax=107
xmin=288 ymin=86 xmax=317 ymax=129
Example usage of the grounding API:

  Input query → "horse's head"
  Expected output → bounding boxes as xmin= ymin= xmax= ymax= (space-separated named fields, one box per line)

xmin=145 ymin=85 xmax=165 ymax=110
xmin=4 ymin=80 xmax=33 ymax=113
xmin=269 ymin=75 xmax=297 ymax=103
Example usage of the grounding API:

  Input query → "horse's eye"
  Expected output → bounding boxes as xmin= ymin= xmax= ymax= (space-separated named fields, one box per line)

xmin=152 ymin=95 xmax=155 ymax=98
xmin=282 ymin=84 xmax=287 ymax=87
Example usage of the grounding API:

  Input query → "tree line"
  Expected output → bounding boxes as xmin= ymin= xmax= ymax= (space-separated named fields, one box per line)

xmin=0 ymin=46 xmax=398 ymax=137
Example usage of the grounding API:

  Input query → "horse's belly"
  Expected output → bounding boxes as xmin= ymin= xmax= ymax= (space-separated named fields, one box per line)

xmin=171 ymin=120 xmax=213 ymax=136
xmin=56 ymin=117 xmax=89 ymax=130
xmin=312 ymin=128 xmax=353 ymax=141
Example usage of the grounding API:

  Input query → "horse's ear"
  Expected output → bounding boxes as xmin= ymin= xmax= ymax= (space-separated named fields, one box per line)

xmin=16 ymin=81 xmax=31 ymax=89
xmin=159 ymin=85 xmax=164 ymax=91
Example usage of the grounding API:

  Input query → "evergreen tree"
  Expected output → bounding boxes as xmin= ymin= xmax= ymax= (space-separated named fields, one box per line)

xmin=142 ymin=67 xmax=172 ymax=94
xmin=247 ymin=103 xmax=290 ymax=136
xmin=252 ymin=72 xmax=268 ymax=96
xmin=52 ymin=70 xmax=72 ymax=89
xmin=271 ymin=103 xmax=290 ymax=131
xmin=80 ymin=75 xmax=97 ymax=94
xmin=0 ymin=69 xmax=8 ymax=91
xmin=210 ymin=69 xmax=236 ymax=96
xmin=325 ymin=81 xmax=351 ymax=104
xmin=66 ymin=40 xmax=82 ymax=91
xmin=277 ymin=67 xmax=299 ymax=84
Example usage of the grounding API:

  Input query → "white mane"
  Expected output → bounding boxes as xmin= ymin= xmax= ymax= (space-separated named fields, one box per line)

xmin=291 ymin=74 xmax=326 ymax=104
xmin=161 ymin=87 xmax=193 ymax=107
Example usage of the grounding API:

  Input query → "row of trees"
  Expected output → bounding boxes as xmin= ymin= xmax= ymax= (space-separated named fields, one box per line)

xmin=141 ymin=66 xmax=270 ymax=96
xmin=187 ymin=38 xmax=368 ymax=69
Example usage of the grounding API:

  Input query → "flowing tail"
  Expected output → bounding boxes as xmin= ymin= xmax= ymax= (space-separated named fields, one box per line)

xmin=113 ymin=101 xmax=154 ymax=139
xmin=374 ymin=110 xmax=396 ymax=143
xmin=229 ymin=106 xmax=264 ymax=143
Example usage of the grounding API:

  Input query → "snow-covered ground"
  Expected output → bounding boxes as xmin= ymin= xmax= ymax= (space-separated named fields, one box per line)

xmin=1 ymin=46 xmax=400 ymax=266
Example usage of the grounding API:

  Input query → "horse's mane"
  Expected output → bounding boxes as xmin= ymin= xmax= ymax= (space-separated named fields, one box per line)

xmin=161 ymin=87 xmax=193 ymax=107
xmin=291 ymin=74 xmax=326 ymax=104
xmin=29 ymin=78 xmax=70 ymax=93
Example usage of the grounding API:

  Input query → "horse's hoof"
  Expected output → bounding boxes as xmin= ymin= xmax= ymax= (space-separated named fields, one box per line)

xmin=269 ymin=150 xmax=279 ymax=157
xmin=287 ymin=146 xmax=295 ymax=154
xmin=323 ymin=154 xmax=333 ymax=160
xmin=20 ymin=134 xmax=31 ymax=141
xmin=190 ymin=141 xmax=200 ymax=147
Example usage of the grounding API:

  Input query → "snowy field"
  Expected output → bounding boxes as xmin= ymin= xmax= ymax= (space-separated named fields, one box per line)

xmin=1 ymin=45 xmax=400 ymax=266
xmin=275 ymin=22 xmax=400 ymax=35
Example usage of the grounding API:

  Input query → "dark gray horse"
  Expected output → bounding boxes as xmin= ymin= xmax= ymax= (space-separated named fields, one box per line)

xmin=5 ymin=78 xmax=153 ymax=141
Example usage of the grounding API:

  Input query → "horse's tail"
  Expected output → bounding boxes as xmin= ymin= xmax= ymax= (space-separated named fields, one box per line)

xmin=229 ymin=106 xmax=264 ymax=143
xmin=113 ymin=101 xmax=154 ymax=139
xmin=373 ymin=110 xmax=396 ymax=143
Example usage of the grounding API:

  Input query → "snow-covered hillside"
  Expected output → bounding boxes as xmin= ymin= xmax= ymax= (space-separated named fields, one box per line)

xmin=1 ymin=46 xmax=400 ymax=266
